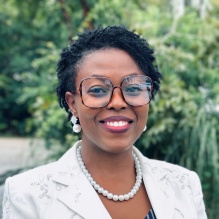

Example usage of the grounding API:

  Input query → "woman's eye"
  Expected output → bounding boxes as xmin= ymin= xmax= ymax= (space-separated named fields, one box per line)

xmin=126 ymin=85 xmax=142 ymax=92
xmin=87 ymin=86 xmax=108 ymax=97
xmin=123 ymin=84 xmax=145 ymax=96
xmin=128 ymin=87 xmax=141 ymax=92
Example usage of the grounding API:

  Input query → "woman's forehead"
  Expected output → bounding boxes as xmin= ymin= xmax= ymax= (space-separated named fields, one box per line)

xmin=75 ymin=48 xmax=143 ymax=84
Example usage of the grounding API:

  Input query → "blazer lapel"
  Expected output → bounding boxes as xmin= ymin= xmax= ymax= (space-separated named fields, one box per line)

xmin=134 ymin=148 xmax=175 ymax=219
xmin=52 ymin=141 xmax=111 ymax=219
xmin=56 ymin=172 xmax=111 ymax=219
xmin=142 ymin=168 xmax=175 ymax=219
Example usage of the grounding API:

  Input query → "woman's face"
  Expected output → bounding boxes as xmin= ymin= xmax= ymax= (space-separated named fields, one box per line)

xmin=66 ymin=48 xmax=149 ymax=154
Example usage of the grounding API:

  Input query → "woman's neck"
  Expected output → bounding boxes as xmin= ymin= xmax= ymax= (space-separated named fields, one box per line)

xmin=79 ymin=140 xmax=138 ymax=196
xmin=80 ymin=140 xmax=136 ymax=182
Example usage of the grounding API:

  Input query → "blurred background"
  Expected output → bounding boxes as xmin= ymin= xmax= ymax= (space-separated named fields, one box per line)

xmin=0 ymin=0 xmax=218 ymax=217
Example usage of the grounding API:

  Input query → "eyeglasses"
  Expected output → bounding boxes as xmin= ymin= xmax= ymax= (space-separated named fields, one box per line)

xmin=77 ymin=75 xmax=153 ymax=108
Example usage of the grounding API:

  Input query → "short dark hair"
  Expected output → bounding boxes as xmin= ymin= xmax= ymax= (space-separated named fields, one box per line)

xmin=57 ymin=26 xmax=162 ymax=114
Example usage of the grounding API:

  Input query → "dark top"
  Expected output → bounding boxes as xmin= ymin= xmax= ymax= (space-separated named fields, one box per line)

xmin=145 ymin=208 xmax=157 ymax=219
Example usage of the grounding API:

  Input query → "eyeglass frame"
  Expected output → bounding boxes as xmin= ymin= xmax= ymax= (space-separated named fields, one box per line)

xmin=75 ymin=75 xmax=154 ymax=108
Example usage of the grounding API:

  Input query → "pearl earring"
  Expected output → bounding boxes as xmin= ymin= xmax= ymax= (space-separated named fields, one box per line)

xmin=143 ymin=126 xmax=147 ymax=132
xmin=71 ymin=115 xmax=81 ymax=133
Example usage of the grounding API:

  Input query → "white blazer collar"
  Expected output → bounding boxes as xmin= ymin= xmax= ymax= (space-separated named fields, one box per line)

xmin=52 ymin=141 xmax=111 ymax=219
xmin=52 ymin=141 xmax=193 ymax=219
xmin=133 ymin=147 xmax=175 ymax=219
xmin=134 ymin=147 xmax=198 ymax=219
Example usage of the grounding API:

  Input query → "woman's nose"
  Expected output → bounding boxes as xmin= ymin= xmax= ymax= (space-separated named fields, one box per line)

xmin=106 ymin=87 xmax=128 ymax=110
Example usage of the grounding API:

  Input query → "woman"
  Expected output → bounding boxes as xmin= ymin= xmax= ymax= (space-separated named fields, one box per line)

xmin=2 ymin=26 xmax=207 ymax=219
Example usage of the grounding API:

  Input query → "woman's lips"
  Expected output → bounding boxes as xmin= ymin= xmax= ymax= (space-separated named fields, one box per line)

xmin=99 ymin=116 xmax=133 ymax=133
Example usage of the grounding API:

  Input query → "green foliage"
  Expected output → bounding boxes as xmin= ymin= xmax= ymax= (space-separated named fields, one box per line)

xmin=0 ymin=0 xmax=218 ymax=217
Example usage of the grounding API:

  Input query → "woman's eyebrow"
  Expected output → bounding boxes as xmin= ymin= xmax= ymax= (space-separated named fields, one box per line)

xmin=90 ymin=74 xmax=104 ymax=77
xmin=89 ymin=73 xmax=139 ymax=77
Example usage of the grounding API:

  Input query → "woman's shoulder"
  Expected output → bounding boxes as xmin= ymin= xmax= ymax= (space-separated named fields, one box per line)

xmin=4 ymin=161 xmax=58 ymax=194
xmin=4 ymin=143 xmax=80 ymax=196
xmin=6 ymin=142 xmax=79 ymax=185
xmin=146 ymin=157 xmax=192 ymax=173
xmin=145 ymin=156 xmax=198 ymax=179
xmin=134 ymin=147 xmax=201 ymax=191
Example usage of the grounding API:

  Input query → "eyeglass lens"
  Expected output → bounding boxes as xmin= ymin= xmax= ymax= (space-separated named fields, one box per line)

xmin=80 ymin=75 xmax=152 ymax=108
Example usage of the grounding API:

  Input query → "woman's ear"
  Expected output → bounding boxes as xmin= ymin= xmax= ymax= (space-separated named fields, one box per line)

xmin=65 ymin=91 xmax=78 ymax=117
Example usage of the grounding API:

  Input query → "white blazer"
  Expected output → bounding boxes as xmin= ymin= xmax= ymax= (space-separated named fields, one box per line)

xmin=2 ymin=141 xmax=207 ymax=219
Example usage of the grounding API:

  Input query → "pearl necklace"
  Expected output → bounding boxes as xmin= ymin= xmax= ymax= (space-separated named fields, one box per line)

xmin=76 ymin=145 xmax=143 ymax=202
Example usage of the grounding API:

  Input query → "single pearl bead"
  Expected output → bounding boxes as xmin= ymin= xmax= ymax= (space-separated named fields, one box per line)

xmin=135 ymin=182 xmax=141 ymax=187
xmin=129 ymin=191 xmax=134 ymax=198
xmin=136 ymin=175 xmax=142 ymax=180
xmin=90 ymin=180 xmax=95 ymax=186
xmin=73 ymin=124 xmax=81 ymax=133
xmin=136 ymin=178 xmax=141 ymax=182
xmin=103 ymin=190 xmax=108 ymax=196
xmin=83 ymin=169 xmax=88 ymax=174
xmin=81 ymin=166 xmax=86 ymax=171
xmin=132 ymin=188 xmax=137 ymax=194
xmin=113 ymin=195 xmax=119 ymax=201
xmin=119 ymin=195 xmax=124 ymax=201
xmin=107 ymin=193 xmax=113 ymax=199
xmin=94 ymin=184 xmax=100 ymax=190
xmin=78 ymin=160 xmax=83 ymax=166
xmin=98 ymin=187 xmax=104 ymax=194
xmin=124 ymin=194 xmax=129 ymax=200
xmin=85 ymin=172 xmax=90 ymax=177
xmin=87 ymin=176 xmax=93 ymax=181
xmin=133 ymin=185 xmax=138 ymax=190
